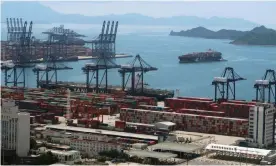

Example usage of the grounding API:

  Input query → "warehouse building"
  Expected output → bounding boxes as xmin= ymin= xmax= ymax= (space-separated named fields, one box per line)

xmin=1 ymin=99 xmax=30 ymax=157
xmin=205 ymin=143 xmax=276 ymax=165
xmin=42 ymin=125 xmax=158 ymax=157
xmin=246 ymin=103 xmax=276 ymax=148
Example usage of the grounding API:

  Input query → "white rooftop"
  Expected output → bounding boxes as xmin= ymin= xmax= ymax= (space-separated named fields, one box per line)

xmin=50 ymin=149 xmax=79 ymax=155
xmin=46 ymin=125 xmax=158 ymax=140
xmin=205 ymin=143 xmax=271 ymax=156
xmin=155 ymin=121 xmax=176 ymax=126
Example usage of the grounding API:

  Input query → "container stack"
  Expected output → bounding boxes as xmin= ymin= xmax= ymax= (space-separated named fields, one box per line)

xmin=120 ymin=108 xmax=248 ymax=137
xmin=176 ymin=108 xmax=225 ymax=117
xmin=115 ymin=121 xmax=126 ymax=129
xmin=138 ymin=105 xmax=170 ymax=111
xmin=219 ymin=102 xmax=255 ymax=119
xmin=165 ymin=98 xmax=214 ymax=110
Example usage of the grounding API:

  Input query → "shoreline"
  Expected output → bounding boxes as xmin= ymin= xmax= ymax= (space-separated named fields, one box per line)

xmin=170 ymin=35 xmax=276 ymax=47
xmin=2 ymin=54 xmax=133 ymax=64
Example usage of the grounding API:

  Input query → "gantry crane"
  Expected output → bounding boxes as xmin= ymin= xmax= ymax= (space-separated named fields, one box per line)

xmin=42 ymin=25 xmax=86 ymax=58
xmin=86 ymin=20 xmax=119 ymax=58
xmin=6 ymin=18 xmax=25 ymax=43
xmin=254 ymin=69 xmax=276 ymax=103
xmin=118 ymin=54 xmax=158 ymax=94
xmin=2 ymin=20 xmax=34 ymax=87
xmin=82 ymin=55 xmax=121 ymax=93
xmin=32 ymin=26 xmax=76 ymax=88
xmin=212 ymin=67 xmax=246 ymax=102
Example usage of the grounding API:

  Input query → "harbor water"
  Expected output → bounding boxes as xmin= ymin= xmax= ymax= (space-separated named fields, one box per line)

xmin=1 ymin=24 xmax=276 ymax=100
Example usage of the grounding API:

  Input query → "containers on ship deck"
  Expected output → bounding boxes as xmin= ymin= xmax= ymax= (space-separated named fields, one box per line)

xmin=120 ymin=108 xmax=248 ymax=137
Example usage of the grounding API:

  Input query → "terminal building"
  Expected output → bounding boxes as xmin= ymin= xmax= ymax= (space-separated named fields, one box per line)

xmin=246 ymin=103 xmax=276 ymax=148
xmin=1 ymin=99 xmax=30 ymax=157
xmin=42 ymin=125 xmax=158 ymax=157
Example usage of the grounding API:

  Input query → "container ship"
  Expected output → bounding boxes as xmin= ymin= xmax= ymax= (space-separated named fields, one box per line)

xmin=178 ymin=49 xmax=226 ymax=63
xmin=38 ymin=81 xmax=174 ymax=101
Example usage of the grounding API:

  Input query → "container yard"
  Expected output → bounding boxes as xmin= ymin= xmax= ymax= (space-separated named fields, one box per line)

xmin=120 ymin=108 xmax=248 ymax=137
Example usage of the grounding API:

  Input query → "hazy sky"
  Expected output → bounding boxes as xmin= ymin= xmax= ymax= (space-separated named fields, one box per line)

xmin=40 ymin=1 xmax=276 ymax=25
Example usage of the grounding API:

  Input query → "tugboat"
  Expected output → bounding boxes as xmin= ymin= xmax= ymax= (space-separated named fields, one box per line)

xmin=179 ymin=49 xmax=226 ymax=63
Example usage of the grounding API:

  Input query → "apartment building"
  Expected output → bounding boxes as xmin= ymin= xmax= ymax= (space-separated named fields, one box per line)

xmin=1 ymin=99 xmax=30 ymax=157
xmin=247 ymin=103 xmax=276 ymax=148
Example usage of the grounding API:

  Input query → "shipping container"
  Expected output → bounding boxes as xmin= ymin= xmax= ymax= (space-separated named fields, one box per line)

xmin=219 ymin=102 xmax=255 ymax=119
xmin=115 ymin=120 xmax=126 ymax=129
xmin=176 ymin=108 xmax=225 ymax=117
xmin=165 ymin=98 xmax=214 ymax=110
xmin=138 ymin=105 xmax=170 ymax=111
xmin=120 ymin=108 xmax=248 ymax=137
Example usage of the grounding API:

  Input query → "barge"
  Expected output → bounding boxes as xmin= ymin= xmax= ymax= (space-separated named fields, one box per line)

xmin=38 ymin=81 xmax=174 ymax=101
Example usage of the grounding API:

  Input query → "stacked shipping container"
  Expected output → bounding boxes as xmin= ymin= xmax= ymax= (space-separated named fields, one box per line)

xmin=165 ymin=97 xmax=256 ymax=119
xmin=165 ymin=98 xmax=214 ymax=110
xmin=219 ymin=102 xmax=255 ymax=119
xmin=120 ymin=108 xmax=248 ymax=137
xmin=176 ymin=108 xmax=225 ymax=117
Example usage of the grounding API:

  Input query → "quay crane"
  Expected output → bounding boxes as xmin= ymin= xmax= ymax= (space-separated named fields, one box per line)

xmin=254 ymin=69 xmax=276 ymax=103
xmin=82 ymin=55 xmax=121 ymax=93
xmin=6 ymin=18 xmax=26 ymax=43
xmin=2 ymin=19 xmax=34 ymax=87
xmin=32 ymin=26 xmax=76 ymax=88
xmin=85 ymin=20 xmax=119 ymax=58
xmin=212 ymin=67 xmax=246 ymax=102
xmin=118 ymin=54 xmax=158 ymax=95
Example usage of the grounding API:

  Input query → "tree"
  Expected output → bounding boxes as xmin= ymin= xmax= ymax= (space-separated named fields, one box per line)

xmin=97 ymin=156 xmax=107 ymax=162
xmin=33 ymin=151 xmax=58 ymax=165
xmin=30 ymin=138 xmax=37 ymax=150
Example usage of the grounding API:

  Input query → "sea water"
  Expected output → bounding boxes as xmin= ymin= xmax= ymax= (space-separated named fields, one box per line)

xmin=1 ymin=24 xmax=276 ymax=100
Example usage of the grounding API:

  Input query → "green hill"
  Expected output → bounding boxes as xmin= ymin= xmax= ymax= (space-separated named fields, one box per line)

xmin=170 ymin=26 xmax=276 ymax=46
xmin=230 ymin=26 xmax=276 ymax=45
xmin=170 ymin=27 xmax=246 ymax=40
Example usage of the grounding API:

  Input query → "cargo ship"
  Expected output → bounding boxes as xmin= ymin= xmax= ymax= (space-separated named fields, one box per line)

xmin=178 ymin=49 xmax=226 ymax=63
xmin=38 ymin=81 xmax=174 ymax=101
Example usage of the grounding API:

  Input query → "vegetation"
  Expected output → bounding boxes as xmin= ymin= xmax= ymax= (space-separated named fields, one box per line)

xmin=32 ymin=151 xmax=59 ymax=165
xmin=170 ymin=27 xmax=246 ymax=40
xmin=231 ymin=32 xmax=276 ymax=45
xmin=97 ymin=149 xmax=176 ymax=165
xmin=30 ymin=138 xmax=37 ymax=150
xmin=98 ymin=149 xmax=129 ymax=159
xmin=170 ymin=26 xmax=276 ymax=46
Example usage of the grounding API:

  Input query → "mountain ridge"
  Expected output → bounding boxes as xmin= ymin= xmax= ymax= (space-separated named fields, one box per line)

xmin=1 ymin=1 xmax=259 ymax=28
xmin=170 ymin=26 xmax=276 ymax=46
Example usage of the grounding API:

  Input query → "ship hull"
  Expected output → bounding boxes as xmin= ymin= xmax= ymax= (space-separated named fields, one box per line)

xmin=179 ymin=59 xmax=227 ymax=63
xmin=178 ymin=50 xmax=226 ymax=64
xmin=38 ymin=81 xmax=174 ymax=101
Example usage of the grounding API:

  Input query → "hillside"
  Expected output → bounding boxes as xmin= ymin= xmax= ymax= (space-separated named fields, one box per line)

xmin=170 ymin=27 xmax=246 ymax=40
xmin=170 ymin=26 xmax=276 ymax=46
xmin=1 ymin=1 xmax=259 ymax=28
xmin=230 ymin=26 xmax=276 ymax=45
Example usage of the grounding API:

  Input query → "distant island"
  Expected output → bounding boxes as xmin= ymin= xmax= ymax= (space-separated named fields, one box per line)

xmin=170 ymin=26 xmax=276 ymax=46
xmin=1 ymin=1 xmax=259 ymax=28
